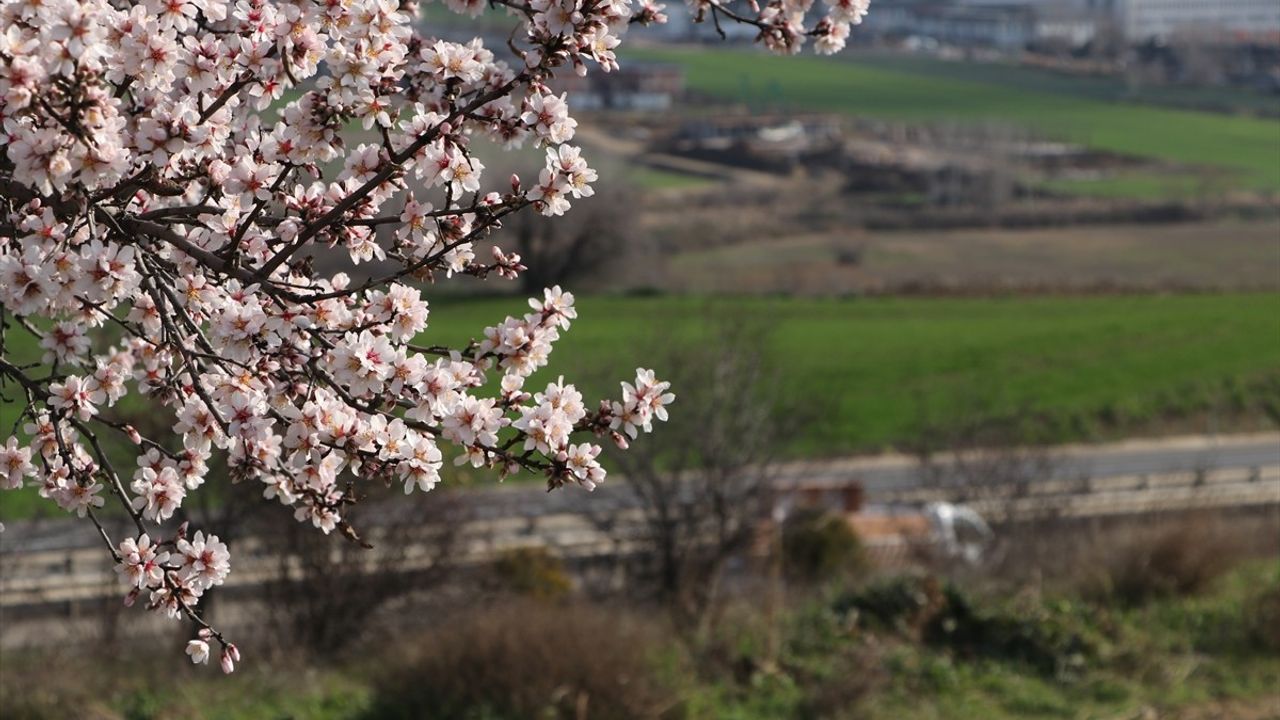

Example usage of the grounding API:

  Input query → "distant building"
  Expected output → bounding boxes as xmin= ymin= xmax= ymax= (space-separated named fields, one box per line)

xmin=868 ymin=0 xmax=1100 ymax=50
xmin=1117 ymin=0 xmax=1280 ymax=42
xmin=920 ymin=3 xmax=1037 ymax=49
xmin=869 ymin=0 xmax=1279 ymax=47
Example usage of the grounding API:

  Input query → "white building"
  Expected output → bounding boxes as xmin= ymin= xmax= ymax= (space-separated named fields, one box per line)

xmin=865 ymin=0 xmax=1279 ymax=46
xmin=1118 ymin=0 xmax=1280 ymax=41
xmin=958 ymin=0 xmax=1280 ymax=42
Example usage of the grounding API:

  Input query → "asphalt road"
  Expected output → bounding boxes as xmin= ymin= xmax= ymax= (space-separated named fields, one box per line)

xmin=1 ymin=434 xmax=1275 ymax=627
xmin=2 ymin=433 xmax=1277 ymax=552
xmin=852 ymin=434 xmax=1280 ymax=492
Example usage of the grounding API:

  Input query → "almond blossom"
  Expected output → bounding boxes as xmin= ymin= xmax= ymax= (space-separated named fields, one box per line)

xmin=116 ymin=534 xmax=169 ymax=590
xmin=0 ymin=0 xmax=865 ymax=672
xmin=0 ymin=438 xmax=35 ymax=490
xmin=186 ymin=639 xmax=210 ymax=665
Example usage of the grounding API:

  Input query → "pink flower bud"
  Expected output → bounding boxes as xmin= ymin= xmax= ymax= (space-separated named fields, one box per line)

xmin=220 ymin=647 xmax=236 ymax=674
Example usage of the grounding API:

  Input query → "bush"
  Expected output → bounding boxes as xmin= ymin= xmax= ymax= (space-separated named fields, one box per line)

xmin=922 ymin=587 xmax=1102 ymax=678
xmin=782 ymin=510 xmax=868 ymax=584
xmin=363 ymin=600 xmax=677 ymax=720
xmin=832 ymin=574 xmax=945 ymax=638
xmin=1086 ymin=515 xmax=1249 ymax=606
xmin=833 ymin=575 xmax=1104 ymax=678
xmin=491 ymin=546 xmax=573 ymax=600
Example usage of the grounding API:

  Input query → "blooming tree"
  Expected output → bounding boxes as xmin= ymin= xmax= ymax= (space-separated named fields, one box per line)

xmin=0 ymin=0 xmax=867 ymax=671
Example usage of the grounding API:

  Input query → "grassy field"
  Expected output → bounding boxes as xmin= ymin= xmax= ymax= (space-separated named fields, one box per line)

xmin=424 ymin=293 xmax=1280 ymax=454
xmin=3 ymin=293 xmax=1278 ymax=459
xmin=628 ymin=165 xmax=717 ymax=191
xmin=7 ymin=292 xmax=1278 ymax=520
xmin=847 ymin=52 xmax=1280 ymax=117
xmin=626 ymin=47 xmax=1280 ymax=197
xmin=1039 ymin=171 xmax=1210 ymax=200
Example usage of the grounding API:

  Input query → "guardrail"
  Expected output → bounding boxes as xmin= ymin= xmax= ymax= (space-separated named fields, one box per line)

xmin=2 ymin=464 xmax=1276 ymax=611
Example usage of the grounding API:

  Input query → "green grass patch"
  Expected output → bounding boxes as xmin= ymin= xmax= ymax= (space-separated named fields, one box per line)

xmin=425 ymin=293 xmax=1280 ymax=455
xmin=629 ymin=165 xmax=718 ymax=190
xmin=626 ymin=47 xmax=1280 ymax=197
xmin=0 ymin=652 xmax=372 ymax=720
xmin=1040 ymin=172 xmax=1211 ymax=200
xmin=844 ymin=52 xmax=1280 ymax=118
xmin=3 ymin=292 xmax=1278 ymax=488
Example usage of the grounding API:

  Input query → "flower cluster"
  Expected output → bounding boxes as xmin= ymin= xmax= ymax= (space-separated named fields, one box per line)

xmin=1 ymin=0 xmax=862 ymax=673
xmin=114 ymin=525 xmax=235 ymax=670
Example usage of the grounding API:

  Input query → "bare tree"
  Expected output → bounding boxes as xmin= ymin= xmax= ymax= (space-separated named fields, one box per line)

xmin=603 ymin=314 xmax=808 ymax=631
xmin=255 ymin=486 xmax=467 ymax=655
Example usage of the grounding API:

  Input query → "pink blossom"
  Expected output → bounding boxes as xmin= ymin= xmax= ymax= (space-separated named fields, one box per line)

xmin=0 ymin=0 xmax=852 ymax=669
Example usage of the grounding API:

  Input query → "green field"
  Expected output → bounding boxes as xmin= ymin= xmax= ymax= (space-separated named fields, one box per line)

xmin=627 ymin=47 xmax=1280 ymax=197
xmin=3 ymin=291 xmax=1274 ymax=522
xmin=3 ymin=293 xmax=1278 ymax=462
xmin=427 ymin=293 xmax=1280 ymax=454
xmin=843 ymin=52 xmax=1280 ymax=117
xmin=628 ymin=165 xmax=717 ymax=190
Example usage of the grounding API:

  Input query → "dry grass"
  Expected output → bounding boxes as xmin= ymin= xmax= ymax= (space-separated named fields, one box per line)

xmin=363 ymin=599 xmax=679 ymax=720
xmin=1091 ymin=515 xmax=1252 ymax=605
xmin=666 ymin=219 xmax=1280 ymax=296
xmin=983 ymin=509 xmax=1280 ymax=605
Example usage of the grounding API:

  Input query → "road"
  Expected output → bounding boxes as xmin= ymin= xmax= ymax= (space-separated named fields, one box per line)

xmin=792 ymin=432 xmax=1280 ymax=493
xmin=0 ymin=432 xmax=1276 ymax=621
xmin=3 ymin=433 xmax=1277 ymax=548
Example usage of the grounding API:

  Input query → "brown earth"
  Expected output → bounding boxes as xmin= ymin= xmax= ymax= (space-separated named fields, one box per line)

xmin=662 ymin=219 xmax=1280 ymax=295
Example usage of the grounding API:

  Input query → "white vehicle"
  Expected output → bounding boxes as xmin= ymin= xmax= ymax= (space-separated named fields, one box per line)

xmin=923 ymin=502 xmax=995 ymax=564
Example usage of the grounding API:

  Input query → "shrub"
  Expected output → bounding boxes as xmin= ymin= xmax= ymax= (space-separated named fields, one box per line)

xmin=832 ymin=574 xmax=945 ymax=638
xmin=833 ymin=575 xmax=1103 ymax=678
xmin=991 ymin=511 xmax=1274 ymax=603
xmin=1086 ymin=515 xmax=1250 ymax=606
xmin=922 ymin=587 xmax=1102 ymax=678
xmin=363 ymin=600 xmax=677 ymax=720
xmin=491 ymin=547 xmax=573 ymax=600
xmin=782 ymin=510 xmax=869 ymax=584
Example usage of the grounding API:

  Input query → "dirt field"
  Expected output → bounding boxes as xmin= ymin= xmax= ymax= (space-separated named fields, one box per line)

xmin=664 ymin=219 xmax=1280 ymax=295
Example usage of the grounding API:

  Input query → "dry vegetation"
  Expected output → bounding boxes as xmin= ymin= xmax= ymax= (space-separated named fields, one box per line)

xmin=666 ymin=219 xmax=1280 ymax=296
xmin=4 ymin=507 xmax=1278 ymax=720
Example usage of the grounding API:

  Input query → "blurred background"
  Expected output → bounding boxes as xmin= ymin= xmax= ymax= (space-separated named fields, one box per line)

xmin=3 ymin=1 xmax=1280 ymax=718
